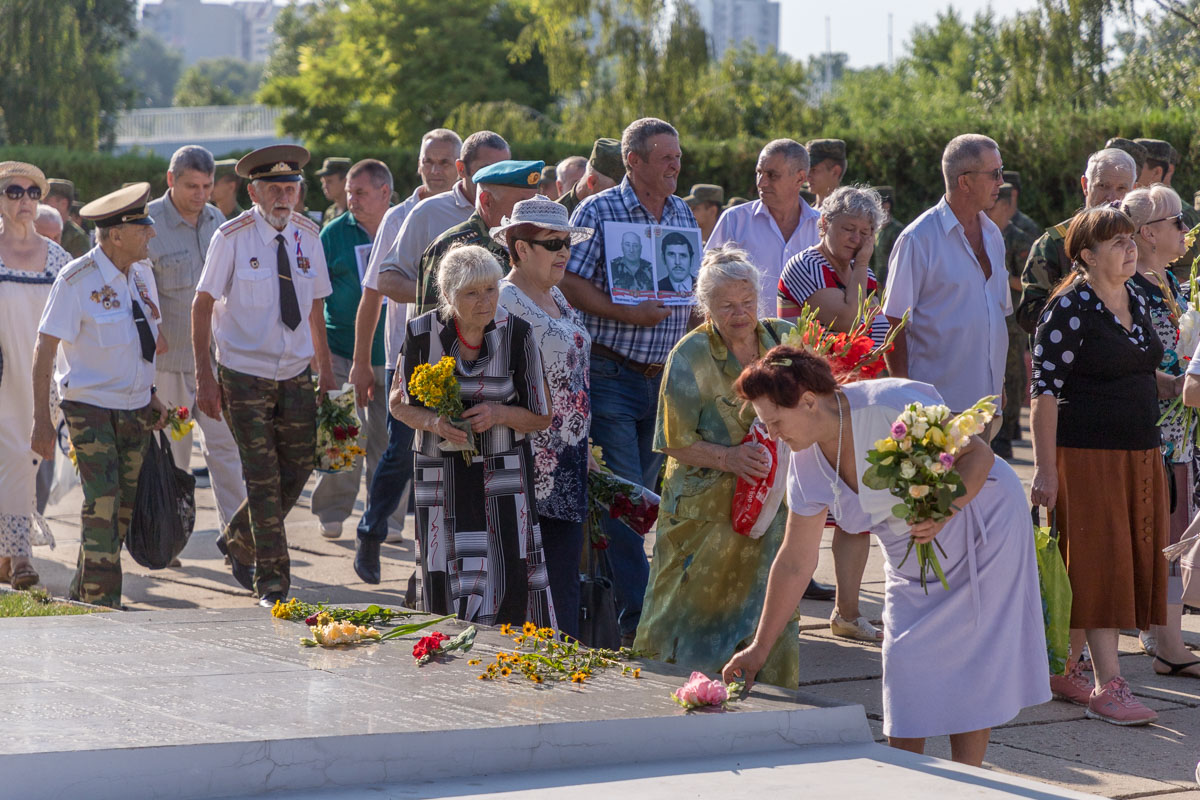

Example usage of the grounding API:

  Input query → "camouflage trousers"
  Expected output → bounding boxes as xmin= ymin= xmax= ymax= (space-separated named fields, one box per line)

xmin=1001 ymin=316 xmax=1028 ymax=442
xmin=219 ymin=366 xmax=315 ymax=597
xmin=60 ymin=400 xmax=153 ymax=608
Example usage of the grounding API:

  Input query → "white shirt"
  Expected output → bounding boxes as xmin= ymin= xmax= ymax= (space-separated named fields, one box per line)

xmin=195 ymin=207 xmax=332 ymax=381
xmin=39 ymin=246 xmax=160 ymax=410
xmin=362 ymin=186 xmax=425 ymax=370
xmin=882 ymin=196 xmax=1011 ymax=412
xmin=705 ymin=197 xmax=820 ymax=317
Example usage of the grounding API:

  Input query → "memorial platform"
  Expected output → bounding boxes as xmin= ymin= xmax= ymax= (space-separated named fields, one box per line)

xmin=1 ymin=608 xmax=1099 ymax=799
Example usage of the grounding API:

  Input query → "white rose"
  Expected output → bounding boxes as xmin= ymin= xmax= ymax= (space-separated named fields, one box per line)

xmin=900 ymin=460 xmax=917 ymax=479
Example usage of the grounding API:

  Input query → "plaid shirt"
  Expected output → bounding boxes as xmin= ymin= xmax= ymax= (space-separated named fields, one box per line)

xmin=566 ymin=177 xmax=697 ymax=364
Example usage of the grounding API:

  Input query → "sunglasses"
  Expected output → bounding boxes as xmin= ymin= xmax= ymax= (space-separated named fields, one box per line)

xmin=3 ymin=184 xmax=42 ymax=201
xmin=1146 ymin=213 xmax=1187 ymax=231
xmin=518 ymin=237 xmax=572 ymax=252
xmin=959 ymin=168 xmax=1005 ymax=182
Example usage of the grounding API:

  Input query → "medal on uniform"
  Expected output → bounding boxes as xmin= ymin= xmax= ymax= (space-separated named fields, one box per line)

xmin=133 ymin=274 xmax=161 ymax=319
xmin=90 ymin=285 xmax=120 ymax=309
xmin=250 ymin=257 xmax=260 ymax=270
xmin=294 ymin=231 xmax=310 ymax=274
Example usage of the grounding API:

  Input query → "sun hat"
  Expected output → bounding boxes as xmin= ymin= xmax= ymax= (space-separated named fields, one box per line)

xmin=490 ymin=195 xmax=595 ymax=247
xmin=0 ymin=161 xmax=49 ymax=195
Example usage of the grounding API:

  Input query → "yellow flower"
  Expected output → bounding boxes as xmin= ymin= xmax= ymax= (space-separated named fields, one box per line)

xmin=632 ymin=668 xmax=641 ymax=678
xmin=499 ymin=623 xmax=514 ymax=635
xmin=571 ymin=671 xmax=587 ymax=683
xmin=924 ymin=427 xmax=946 ymax=448
xmin=522 ymin=621 xmax=537 ymax=635
xmin=468 ymin=659 xmax=481 ymax=665
xmin=875 ymin=438 xmax=898 ymax=452
xmin=500 ymin=666 xmax=512 ymax=677
xmin=536 ymin=627 xmax=555 ymax=640
xmin=530 ymin=673 xmax=544 ymax=684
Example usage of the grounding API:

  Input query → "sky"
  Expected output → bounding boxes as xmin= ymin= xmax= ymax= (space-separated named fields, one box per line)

xmin=777 ymin=0 xmax=1042 ymax=68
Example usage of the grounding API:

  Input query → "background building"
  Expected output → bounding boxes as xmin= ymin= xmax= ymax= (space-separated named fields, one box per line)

xmin=141 ymin=0 xmax=279 ymax=65
xmin=689 ymin=0 xmax=780 ymax=59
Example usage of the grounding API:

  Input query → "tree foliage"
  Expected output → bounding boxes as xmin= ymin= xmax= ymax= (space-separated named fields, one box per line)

xmin=120 ymin=32 xmax=183 ymax=108
xmin=175 ymin=58 xmax=264 ymax=107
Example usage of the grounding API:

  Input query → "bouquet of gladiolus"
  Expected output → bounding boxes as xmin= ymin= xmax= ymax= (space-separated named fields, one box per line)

xmin=301 ymin=614 xmax=382 ymax=647
xmin=409 ymin=355 xmax=475 ymax=463
xmin=861 ymin=396 xmax=998 ymax=593
xmin=587 ymin=445 xmax=660 ymax=548
xmin=1156 ymin=242 xmax=1200 ymax=454
xmin=781 ymin=291 xmax=907 ymax=383
xmin=671 ymin=671 xmax=745 ymax=711
xmin=412 ymin=627 xmax=477 ymax=666
xmin=164 ymin=406 xmax=195 ymax=442
xmin=314 ymin=385 xmax=366 ymax=473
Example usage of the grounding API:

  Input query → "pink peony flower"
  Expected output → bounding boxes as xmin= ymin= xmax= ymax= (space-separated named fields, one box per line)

xmin=939 ymin=452 xmax=955 ymax=469
xmin=674 ymin=671 xmax=728 ymax=707
xmin=891 ymin=421 xmax=907 ymax=440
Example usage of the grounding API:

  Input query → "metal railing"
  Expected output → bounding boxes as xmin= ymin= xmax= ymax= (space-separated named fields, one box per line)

xmin=114 ymin=104 xmax=283 ymax=145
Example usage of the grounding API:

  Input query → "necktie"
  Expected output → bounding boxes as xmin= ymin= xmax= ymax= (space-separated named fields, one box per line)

xmin=276 ymin=233 xmax=301 ymax=330
xmin=130 ymin=299 xmax=156 ymax=362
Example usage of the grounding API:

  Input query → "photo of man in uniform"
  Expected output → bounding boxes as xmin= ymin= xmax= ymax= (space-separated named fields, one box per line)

xmin=657 ymin=230 xmax=696 ymax=294
xmin=609 ymin=230 xmax=654 ymax=293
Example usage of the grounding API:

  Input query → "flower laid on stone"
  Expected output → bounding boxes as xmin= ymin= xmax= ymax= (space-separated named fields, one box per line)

xmin=270 ymin=598 xmax=416 ymax=627
xmin=315 ymin=386 xmax=366 ymax=473
xmin=165 ymin=406 xmax=195 ymax=442
xmin=861 ymin=395 xmax=998 ymax=593
xmin=671 ymin=671 xmax=745 ymax=711
xmin=477 ymin=623 xmax=649 ymax=684
xmin=301 ymin=613 xmax=382 ymax=647
xmin=413 ymin=627 xmax=477 ymax=665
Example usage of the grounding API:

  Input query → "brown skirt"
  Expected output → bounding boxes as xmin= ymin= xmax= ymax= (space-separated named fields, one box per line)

xmin=1056 ymin=446 xmax=1168 ymax=630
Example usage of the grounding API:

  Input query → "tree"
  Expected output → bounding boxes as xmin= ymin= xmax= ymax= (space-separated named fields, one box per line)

xmin=259 ymin=0 xmax=551 ymax=147
xmin=175 ymin=58 xmax=265 ymax=107
xmin=1111 ymin=0 xmax=1200 ymax=111
xmin=120 ymin=32 xmax=183 ymax=108
xmin=678 ymin=44 xmax=814 ymax=140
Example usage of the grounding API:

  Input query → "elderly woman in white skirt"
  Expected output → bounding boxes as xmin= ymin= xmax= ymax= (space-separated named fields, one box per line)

xmin=723 ymin=347 xmax=1049 ymax=767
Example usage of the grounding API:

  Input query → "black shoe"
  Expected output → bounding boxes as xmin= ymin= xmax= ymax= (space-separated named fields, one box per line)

xmin=354 ymin=538 xmax=381 ymax=584
xmin=192 ymin=466 xmax=210 ymax=478
xmin=258 ymin=591 xmax=286 ymax=608
xmin=803 ymin=578 xmax=836 ymax=601
xmin=216 ymin=537 xmax=255 ymax=592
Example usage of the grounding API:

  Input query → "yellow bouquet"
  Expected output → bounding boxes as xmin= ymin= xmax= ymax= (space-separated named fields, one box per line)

xmin=409 ymin=355 xmax=476 ymax=462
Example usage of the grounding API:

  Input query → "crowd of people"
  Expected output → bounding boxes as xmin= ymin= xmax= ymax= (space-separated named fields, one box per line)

xmin=2 ymin=118 xmax=1198 ymax=767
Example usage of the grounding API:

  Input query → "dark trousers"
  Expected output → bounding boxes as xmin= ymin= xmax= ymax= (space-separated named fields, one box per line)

xmin=540 ymin=515 xmax=584 ymax=640
xmin=356 ymin=368 xmax=416 ymax=543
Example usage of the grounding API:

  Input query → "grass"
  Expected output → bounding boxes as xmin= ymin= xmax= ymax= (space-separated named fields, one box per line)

xmin=0 ymin=588 xmax=102 ymax=617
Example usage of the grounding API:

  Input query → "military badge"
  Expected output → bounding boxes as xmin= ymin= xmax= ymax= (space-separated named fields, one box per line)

xmin=133 ymin=275 xmax=161 ymax=319
xmin=297 ymin=257 xmax=311 ymax=274
xmin=89 ymin=285 xmax=120 ymax=309
xmin=250 ymin=257 xmax=260 ymax=270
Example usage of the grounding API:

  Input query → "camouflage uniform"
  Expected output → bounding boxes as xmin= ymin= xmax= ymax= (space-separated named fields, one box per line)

xmin=1001 ymin=222 xmax=1036 ymax=444
xmin=1016 ymin=217 xmax=1072 ymax=334
xmin=414 ymin=212 xmax=511 ymax=315
xmin=871 ymin=217 xmax=904 ymax=286
xmin=556 ymin=186 xmax=581 ymax=217
xmin=218 ymin=366 xmax=315 ymax=597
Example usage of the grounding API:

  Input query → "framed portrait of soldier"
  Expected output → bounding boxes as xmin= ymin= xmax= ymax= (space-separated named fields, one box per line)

xmin=654 ymin=227 xmax=701 ymax=305
xmin=604 ymin=222 xmax=657 ymax=304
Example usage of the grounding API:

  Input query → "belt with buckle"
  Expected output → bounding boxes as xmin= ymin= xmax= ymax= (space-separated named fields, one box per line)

xmin=591 ymin=343 xmax=664 ymax=378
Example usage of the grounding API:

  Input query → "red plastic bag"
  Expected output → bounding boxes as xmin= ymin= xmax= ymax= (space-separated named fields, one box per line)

xmin=731 ymin=421 xmax=790 ymax=538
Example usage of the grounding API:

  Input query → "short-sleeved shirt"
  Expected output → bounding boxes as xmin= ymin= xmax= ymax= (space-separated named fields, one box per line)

xmin=320 ymin=210 xmax=384 ymax=365
xmin=654 ymin=318 xmax=793 ymax=521
xmin=1031 ymin=280 xmax=1161 ymax=451
xmin=195 ymin=206 xmax=332 ymax=381
xmin=143 ymin=191 xmax=225 ymax=374
xmin=39 ymin=247 xmax=160 ymax=410
xmin=565 ymin=176 xmax=698 ymax=364
xmin=499 ymin=282 xmax=591 ymax=522
xmin=414 ymin=213 xmax=510 ymax=316
xmin=882 ymin=196 xmax=1011 ymax=412
xmin=377 ymin=182 xmax=473 ymax=289
xmin=363 ymin=187 xmax=424 ymax=369
xmin=777 ymin=245 xmax=890 ymax=346
xmin=705 ymin=197 xmax=820 ymax=317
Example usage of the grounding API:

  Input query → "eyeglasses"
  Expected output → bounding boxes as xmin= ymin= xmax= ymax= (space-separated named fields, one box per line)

xmin=3 ymin=184 xmax=42 ymax=201
xmin=1146 ymin=213 xmax=1187 ymax=231
xmin=518 ymin=237 xmax=572 ymax=252
xmin=959 ymin=168 xmax=1005 ymax=182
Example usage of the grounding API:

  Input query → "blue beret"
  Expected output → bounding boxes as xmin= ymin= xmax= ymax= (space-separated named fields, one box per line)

xmin=471 ymin=160 xmax=545 ymax=188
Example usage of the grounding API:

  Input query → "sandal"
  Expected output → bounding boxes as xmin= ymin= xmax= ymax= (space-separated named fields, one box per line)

xmin=1139 ymin=631 xmax=1158 ymax=657
xmin=830 ymin=612 xmax=883 ymax=642
xmin=10 ymin=563 xmax=39 ymax=590
xmin=1153 ymin=655 xmax=1200 ymax=678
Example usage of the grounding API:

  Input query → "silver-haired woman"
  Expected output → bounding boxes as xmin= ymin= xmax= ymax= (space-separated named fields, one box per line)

xmin=633 ymin=245 xmax=800 ymax=686
xmin=776 ymin=184 xmax=892 ymax=642
xmin=391 ymin=244 xmax=556 ymax=628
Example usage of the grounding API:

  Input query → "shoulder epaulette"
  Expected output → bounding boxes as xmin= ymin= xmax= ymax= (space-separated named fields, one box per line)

xmin=1050 ymin=217 xmax=1073 ymax=239
xmin=61 ymin=257 xmax=97 ymax=285
xmin=291 ymin=211 xmax=321 ymax=236
xmin=218 ymin=211 xmax=255 ymax=236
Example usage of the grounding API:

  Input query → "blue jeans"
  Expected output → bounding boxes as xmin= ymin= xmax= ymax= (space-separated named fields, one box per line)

xmin=356 ymin=369 xmax=416 ymax=544
xmin=588 ymin=354 xmax=662 ymax=636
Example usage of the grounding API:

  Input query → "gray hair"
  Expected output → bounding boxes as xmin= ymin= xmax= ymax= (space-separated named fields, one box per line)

xmin=941 ymin=134 xmax=1000 ymax=192
xmin=348 ymin=158 xmax=393 ymax=191
xmin=168 ymin=145 xmax=215 ymax=178
xmin=556 ymin=155 xmax=587 ymax=184
xmin=820 ymin=185 xmax=885 ymax=231
xmin=421 ymin=128 xmax=463 ymax=158
xmin=694 ymin=244 xmax=761 ymax=320
xmin=437 ymin=243 xmax=503 ymax=318
xmin=759 ymin=139 xmax=809 ymax=173
xmin=461 ymin=131 xmax=509 ymax=173
xmin=1084 ymin=148 xmax=1137 ymax=184
xmin=1121 ymin=184 xmax=1181 ymax=229
xmin=35 ymin=203 xmax=62 ymax=231
xmin=621 ymin=118 xmax=678 ymax=169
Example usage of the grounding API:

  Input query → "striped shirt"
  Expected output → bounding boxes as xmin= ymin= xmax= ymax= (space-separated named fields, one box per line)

xmin=777 ymin=246 xmax=890 ymax=346
xmin=566 ymin=177 xmax=698 ymax=364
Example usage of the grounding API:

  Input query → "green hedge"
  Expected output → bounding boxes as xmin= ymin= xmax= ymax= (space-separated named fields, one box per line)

xmin=4 ymin=108 xmax=1196 ymax=228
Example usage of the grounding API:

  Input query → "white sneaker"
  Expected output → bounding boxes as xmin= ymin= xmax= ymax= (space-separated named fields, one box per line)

xmin=320 ymin=521 xmax=343 ymax=539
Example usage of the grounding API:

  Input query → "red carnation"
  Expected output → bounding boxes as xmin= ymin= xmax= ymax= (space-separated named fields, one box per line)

xmin=333 ymin=426 xmax=347 ymax=440
xmin=347 ymin=425 xmax=359 ymax=438
xmin=176 ymin=407 xmax=189 ymax=420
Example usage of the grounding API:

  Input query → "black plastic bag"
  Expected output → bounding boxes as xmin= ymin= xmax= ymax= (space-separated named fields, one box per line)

xmin=127 ymin=431 xmax=196 ymax=569
xmin=577 ymin=545 xmax=621 ymax=649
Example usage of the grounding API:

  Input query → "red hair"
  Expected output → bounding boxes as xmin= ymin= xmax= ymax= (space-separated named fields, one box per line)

xmin=734 ymin=345 xmax=837 ymax=408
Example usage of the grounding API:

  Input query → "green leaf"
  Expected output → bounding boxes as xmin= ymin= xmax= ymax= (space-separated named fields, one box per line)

xmin=891 ymin=502 xmax=911 ymax=519
xmin=377 ymin=614 xmax=457 ymax=640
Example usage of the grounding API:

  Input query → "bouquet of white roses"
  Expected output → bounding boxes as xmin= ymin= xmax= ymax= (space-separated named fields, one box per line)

xmin=861 ymin=396 xmax=998 ymax=593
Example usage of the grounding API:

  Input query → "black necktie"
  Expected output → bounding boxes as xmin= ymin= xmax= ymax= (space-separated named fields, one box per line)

xmin=130 ymin=299 xmax=156 ymax=362
xmin=276 ymin=233 xmax=301 ymax=330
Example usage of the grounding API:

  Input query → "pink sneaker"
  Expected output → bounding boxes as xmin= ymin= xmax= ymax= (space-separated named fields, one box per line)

xmin=1086 ymin=677 xmax=1158 ymax=726
xmin=1049 ymin=662 xmax=1093 ymax=706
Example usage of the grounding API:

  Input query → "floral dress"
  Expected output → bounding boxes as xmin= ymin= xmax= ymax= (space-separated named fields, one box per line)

xmin=498 ymin=282 xmax=591 ymax=523
xmin=1131 ymin=270 xmax=1190 ymax=463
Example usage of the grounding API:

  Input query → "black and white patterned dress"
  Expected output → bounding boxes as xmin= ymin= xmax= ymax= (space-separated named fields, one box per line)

xmin=399 ymin=308 xmax=556 ymax=628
